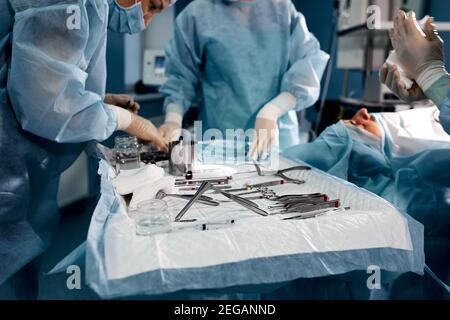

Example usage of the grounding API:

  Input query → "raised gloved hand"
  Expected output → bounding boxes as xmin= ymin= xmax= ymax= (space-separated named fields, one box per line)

xmin=105 ymin=94 xmax=140 ymax=114
xmin=390 ymin=12 xmax=445 ymax=81
xmin=379 ymin=64 xmax=427 ymax=103
xmin=248 ymin=117 xmax=279 ymax=160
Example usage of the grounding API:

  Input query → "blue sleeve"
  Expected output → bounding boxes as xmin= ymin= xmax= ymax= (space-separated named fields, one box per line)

xmin=281 ymin=4 xmax=330 ymax=110
xmin=424 ymin=74 xmax=450 ymax=135
xmin=7 ymin=3 xmax=117 ymax=143
xmin=159 ymin=12 xmax=201 ymax=115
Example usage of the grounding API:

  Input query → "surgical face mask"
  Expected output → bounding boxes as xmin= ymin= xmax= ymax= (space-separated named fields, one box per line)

xmin=109 ymin=1 xmax=146 ymax=34
xmin=343 ymin=122 xmax=384 ymax=152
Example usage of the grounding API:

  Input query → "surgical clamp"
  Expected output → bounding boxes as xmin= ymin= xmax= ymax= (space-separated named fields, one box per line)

xmin=175 ymin=182 xmax=268 ymax=222
xmin=272 ymin=200 xmax=340 ymax=215
xmin=226 ymin=180 xmax=286 ymax=193
xmin=156 ymin=191 xmax=220 ymax=207
xmin=253 ymin=161 xmax=311 ymax=185
xmin=175 ymin=177 xmax=231 ymax=187
xmin=269 ymin=194 xmax=329 ymax=207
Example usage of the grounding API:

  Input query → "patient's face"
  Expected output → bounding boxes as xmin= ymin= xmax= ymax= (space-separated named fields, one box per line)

xmin=343 ymin=108 xmax=383 ymax=139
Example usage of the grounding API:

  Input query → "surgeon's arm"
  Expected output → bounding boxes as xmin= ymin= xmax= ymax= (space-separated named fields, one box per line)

xmin=249 ymin=6 xmax=329 ymax=159
xmin=280 ymin=5 xmax=330 ymax=111
xmin=7 ymin=3 xmax=167 ymax=150
xmin=420 ymin=74 xmax=450 ymax=135
xmin=159 ymin=15 xmax=201 ymax=140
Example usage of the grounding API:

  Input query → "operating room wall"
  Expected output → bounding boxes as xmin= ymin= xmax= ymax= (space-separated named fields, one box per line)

xmin=429 ymin=0 xmax=450 ymax=71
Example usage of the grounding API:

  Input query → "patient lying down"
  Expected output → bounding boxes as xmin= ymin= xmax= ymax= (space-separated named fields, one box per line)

xmin=283 ymin=107 xmax=450 ymax=236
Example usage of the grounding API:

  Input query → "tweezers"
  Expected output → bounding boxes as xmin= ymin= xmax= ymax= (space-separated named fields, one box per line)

xmin=277 ymin=200 xmax=340 ymax=215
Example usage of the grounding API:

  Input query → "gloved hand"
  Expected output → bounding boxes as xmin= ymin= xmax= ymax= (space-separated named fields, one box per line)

xmin=125 ymin=113 xmax=169 ymax=152
xmin=380 ymin=64 xmax=427 ymax=103
xmin=159 ymin=106 xmax=183 ymax=141
xmin=390 ymin=12 xmax=445 ymax=80
xmin=248 ymin=92 xmax=297 ymax=160
xmin=105 ymin=94 xmax=140 ymax=114
xmin=159 ymin=122 xmax=182 ymax=141
xmin=248 ymin=117 xmax=279 ymax=160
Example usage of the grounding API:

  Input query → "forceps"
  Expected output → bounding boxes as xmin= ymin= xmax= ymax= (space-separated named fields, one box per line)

xmin=272 ymin=200 xmax=340 ymax=215
xmin=270 ymin=193 xmax=329 ymax=204
xmin=156 ymin=191 xmax=220 ymax=207
xmin=253 ymin=161 xmax=311 ymax=185
xmin=175 ymin=182 xmax=268 ymax=222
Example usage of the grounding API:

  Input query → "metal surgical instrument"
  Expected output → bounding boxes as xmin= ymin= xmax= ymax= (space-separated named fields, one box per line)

xmin=175 ymin=177 xmax=231 ymax=187
xmin=156 ymin=191 xmax=220 ymax=207
xmin=178 ymin=185 xmax=233 ymax=192
xmin=226 ymin=180 xmax=286 ymax=193
xmin=175 ymin=182 xmax=268 ymax=222
xmin=282 ymin=207 xmax=350 ymax=221
xmin=273 ymin=200 xmax=340 ymax=215
xmin=268 ymin=194 xmax=329 ymax=208
xmin=253 ymin=161 xmax=311 ymax=185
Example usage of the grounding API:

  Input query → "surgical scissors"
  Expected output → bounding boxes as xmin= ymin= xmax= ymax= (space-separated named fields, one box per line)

xmin=253 ymin=161 xmax=311 ymax=185
xmin=175 ymin=182 xmax=268 ymax=222
xmin=156 ymin=191 xmax=220 ymax=207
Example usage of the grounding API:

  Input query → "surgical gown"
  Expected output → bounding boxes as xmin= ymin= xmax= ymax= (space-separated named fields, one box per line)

xmin=0 ymin=0 xmax=144 ymax=296
xmin=424 ymin=74 xmax=450 ymax=135
xmin=160 ymin=0 xmax=329 ymax=150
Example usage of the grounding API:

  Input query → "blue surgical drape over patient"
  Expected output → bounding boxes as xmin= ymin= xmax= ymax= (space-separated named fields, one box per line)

xmin=283 ymin=121 xmax=450 ymax=236
xmin=160 ymin=0 xmax=329 ymax=150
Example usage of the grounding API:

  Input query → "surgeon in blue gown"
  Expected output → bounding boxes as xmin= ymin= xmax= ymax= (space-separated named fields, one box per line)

xmin=0 ymin=0 xmax=174 ymax=299
xmin=158 ymin=0 xmax=329 ymax=158
xmin=379 ymin=10 xmax=450 ymax=298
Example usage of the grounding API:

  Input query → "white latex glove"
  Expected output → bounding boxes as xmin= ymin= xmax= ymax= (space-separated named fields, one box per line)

xmin=159 ymin=121 xmax=182 ymax=142
xmin=159 ymin=104 xmax=183 ymax=141
xmin=248 ymin=92 xmax=297 ymax=160
xmin=390 ymin=12 xmax=445 ymax=81
xmin=109 ymin=105 xmax=169 ymax=152
xmin=380 ymin=64 xmax=427 ymax=103
xmin=248 ymin=117 xmax=279 ymax=160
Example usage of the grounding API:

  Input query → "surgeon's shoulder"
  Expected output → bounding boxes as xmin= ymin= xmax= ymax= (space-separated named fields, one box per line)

xmin=273 ymin=0 xmax=307 ymax=25
xmin=175 ymin=0 xmax=214 ymax=31
xmin=178 ymin=0 xmax=213 ymax=17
